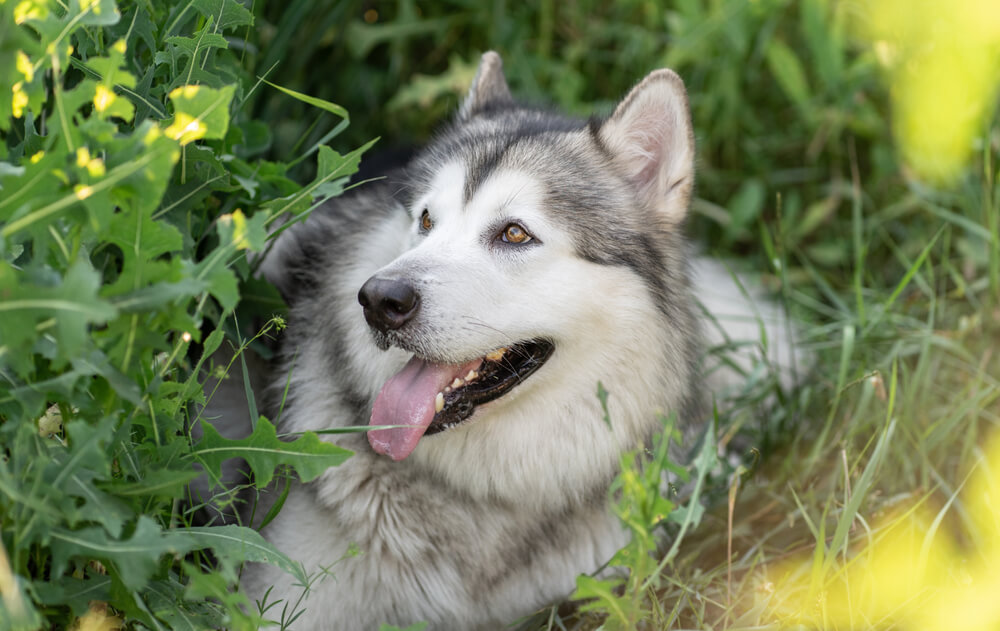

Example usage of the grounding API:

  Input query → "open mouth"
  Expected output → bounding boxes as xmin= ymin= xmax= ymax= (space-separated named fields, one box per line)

xmin=367 ymin=339 xmax=555 ymax=461
xmin=426 ymin=339 xmax=554 ymax=434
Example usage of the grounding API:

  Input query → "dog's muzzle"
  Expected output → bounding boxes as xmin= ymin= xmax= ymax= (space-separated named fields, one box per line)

xmin=358 ymin=277 xmax=420 ymax=334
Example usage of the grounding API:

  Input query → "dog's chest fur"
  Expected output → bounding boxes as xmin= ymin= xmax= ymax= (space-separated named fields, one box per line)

xmin=245 ymin=436 xmax=625 ymax=630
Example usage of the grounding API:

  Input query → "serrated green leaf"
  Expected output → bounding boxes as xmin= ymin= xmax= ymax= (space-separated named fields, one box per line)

xmin=573 ymin=574 xmax=633 ymax=622
xmin=180 ymin=561 xmax=259 ymax=631
xmin=123 ymin=5 xmax=158 ymax=57
xmin=102 ymin=203 xmax=184 ymax=300
xmin=165 ymin=33 xmax=230 ymax=57
xmin=194 ymin=254 xmax=240 ymax=311
xmin=81 ymin=41 xmax=138 ymax=123
xmin=191 ymin=417 xmax=351 ymax=488
xmin=175 ymin=525 xmax=306 ymax=582
xmin=51 ymin=516 xmax=192 ymax=589
xmin=34 ymin=575 xmax=112 ymax=617
xmin=0 ymin=150 xmax=64 ymax=224
xmin=73 ymin=0 xmax=121 ymax=26
xmin=110 ymin=277 xmax=206 ymax=312
xmin=144 ymin=577 xmax=229 ymax=631
xmin=53 ymin=417 xmax=129 ymax=536
xmin=101 ymin=468 xmax=200 ymax=498
xmin=0 ymin=261 xmax=118 ymax=369
xmin=192 ymin=0 xmax=254 ymax=30
xmin=262 ymin=138 xmax=375 ymax=230
xmin=1 ymin=122 xmax=180 ymax=239
xmin=217 ymin=208 xmax=268 ymax=251
xmin=87 ymin=41 xmax=138 ymax=90
xmin=165 ymin=84 xmax=236 ymax=145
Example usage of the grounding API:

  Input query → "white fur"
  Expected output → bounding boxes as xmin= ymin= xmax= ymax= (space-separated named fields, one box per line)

xmin=242 ymin=167 xmax=682 ymax=629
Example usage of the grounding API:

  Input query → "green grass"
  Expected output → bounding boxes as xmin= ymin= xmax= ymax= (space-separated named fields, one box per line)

xmin=2 ymin=0 xmax=998 ymax=629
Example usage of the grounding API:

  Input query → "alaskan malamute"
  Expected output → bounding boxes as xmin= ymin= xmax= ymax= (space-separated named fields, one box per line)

xmin=232 ymin=52 xmax=796 ymax=630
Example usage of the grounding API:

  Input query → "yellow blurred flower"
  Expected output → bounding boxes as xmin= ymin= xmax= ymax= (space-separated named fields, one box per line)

xmin=219 ymin=209 xmax=251 ymax=250
xmin=93 ymin=84 xmax=116 ymax=114
xmin=164 ymin=112 xmax=206 ymax=145
xmin=855 ymin=0 xmax=1000 ymax=184
xmin=72 ymin=603 xmax=122 ymax=631
xmin=770 ymin=432 xmax=1000 ymax=629
xmin=76 ymin=147 xmax=107 ymax=178
xmin=15 ymin=50 xmax=33 ymax=82
xmin=11 ymin=81 xmax=28 ymax=118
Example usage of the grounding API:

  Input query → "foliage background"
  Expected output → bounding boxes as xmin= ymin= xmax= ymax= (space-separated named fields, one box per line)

xmin=1 ymin=0 xmax=999 ymax=629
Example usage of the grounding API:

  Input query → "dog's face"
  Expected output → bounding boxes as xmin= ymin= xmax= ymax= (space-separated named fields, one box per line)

xmin=360 ymin=54 xmax=699 ymax=489
xmin=270 ymin=53 xmax=700 ymax=507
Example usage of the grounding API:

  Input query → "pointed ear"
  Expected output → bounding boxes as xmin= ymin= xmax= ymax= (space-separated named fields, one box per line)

xmin=598 ymin=69 xmax=694 ymax=225
xmin=459 ymin=51 xmax=513 ymax=120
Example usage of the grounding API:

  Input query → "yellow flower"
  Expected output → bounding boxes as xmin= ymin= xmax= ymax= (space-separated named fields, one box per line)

xmin=770 ymin=430 xmax=1000 ymax=629
xmin=164 ymin=113 xmax=206 ymax=145
xmin=856 ymin=0 xmax=1000 ymax=184
xmin=16 ymin=50 xmax=33 ymax=82
xmin=72 ymin=603 xmax=122 ymax=631
xmin=76 ymin=147 xmax=106 ymax=177
xmin=11 ymin=82 xmax=28 ymax=118
xmin=219 ymin=209 xmax=251 ymax=250
xmin=93 ymin=84 xmax=116 ymax=113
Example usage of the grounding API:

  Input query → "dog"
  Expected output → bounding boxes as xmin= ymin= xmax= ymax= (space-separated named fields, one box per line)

xmin=223 ymin=51 xmax=797 ymax=630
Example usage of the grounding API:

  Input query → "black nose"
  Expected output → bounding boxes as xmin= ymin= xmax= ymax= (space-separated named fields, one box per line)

xmin=358 ymin=277 xmax=420 ymax=333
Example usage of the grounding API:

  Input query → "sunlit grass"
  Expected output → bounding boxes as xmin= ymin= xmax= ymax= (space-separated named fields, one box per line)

xmin=768 ymin=428 xmax=1000 ymax=629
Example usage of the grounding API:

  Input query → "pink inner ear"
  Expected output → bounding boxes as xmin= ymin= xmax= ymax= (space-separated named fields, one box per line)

xmin=601 ymin=70 xmax=694 ymax=223
xmin=621 ymin=107 xmax=671 ymax=192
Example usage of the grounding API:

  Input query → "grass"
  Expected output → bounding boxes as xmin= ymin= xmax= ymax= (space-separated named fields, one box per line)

xmin=2 ymin=0 xmax=998 ymax=628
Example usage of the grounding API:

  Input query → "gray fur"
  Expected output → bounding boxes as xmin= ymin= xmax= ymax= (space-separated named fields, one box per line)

xmin=210 ymin=52 xmax=799 ymax=630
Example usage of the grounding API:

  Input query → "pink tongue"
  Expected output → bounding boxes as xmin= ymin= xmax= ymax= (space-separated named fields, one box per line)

xmin=368 ymin=355 xmax=481 ymax=461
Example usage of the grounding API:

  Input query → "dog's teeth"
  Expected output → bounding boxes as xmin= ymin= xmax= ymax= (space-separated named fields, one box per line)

xmin=451 ymin=377 xmax=464 ymax=389
xmin=435 ymin=392 xmax=444 ymax=413
xmin=486 ymin=348 xmax=507 ymax=361
xmin=465 ymin=369 xmax=478 ymax=381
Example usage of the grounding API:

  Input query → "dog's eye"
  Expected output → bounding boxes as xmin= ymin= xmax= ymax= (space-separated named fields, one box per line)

xmin=419 ymin=209 xmax=433 ymax=232
xmin=501 ymin=223 xmax=532 ymax=244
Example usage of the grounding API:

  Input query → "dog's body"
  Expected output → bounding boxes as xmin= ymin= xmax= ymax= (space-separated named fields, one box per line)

xmin=228 ymin=53 xmax=796 ymax=630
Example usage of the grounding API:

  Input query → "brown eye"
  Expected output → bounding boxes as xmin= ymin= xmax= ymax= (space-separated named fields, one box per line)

xmin=501 ymin=223 xmax=531 ymax=244
xmin=420 ymin=209 xmax=433 ymax=232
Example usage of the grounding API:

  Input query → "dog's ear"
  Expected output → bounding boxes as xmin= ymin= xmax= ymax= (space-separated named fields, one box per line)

xmin=598 ymin=69 xmax=694 ymax=225
xmin=459 ymin=51 xmax=513 ymax=120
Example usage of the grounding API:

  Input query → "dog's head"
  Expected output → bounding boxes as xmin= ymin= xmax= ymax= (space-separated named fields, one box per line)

xmin=269 ymin=53 xmax=701 ymax=507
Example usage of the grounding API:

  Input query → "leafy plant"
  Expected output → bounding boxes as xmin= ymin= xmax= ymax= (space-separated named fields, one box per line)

xmin=0 ymin=0 xmax=367 ymax=627
xmin=572 ymin=394 xmax=719 ymax=630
